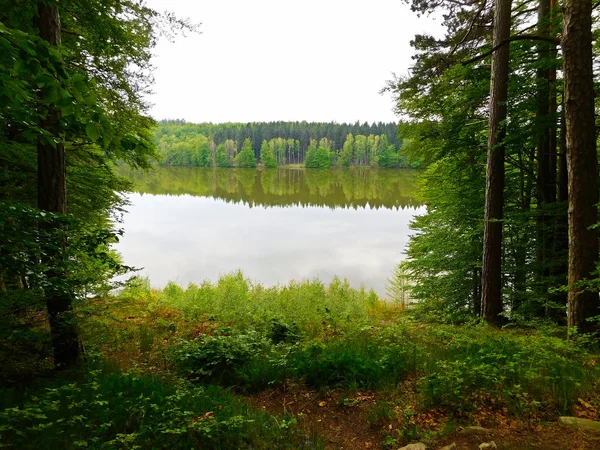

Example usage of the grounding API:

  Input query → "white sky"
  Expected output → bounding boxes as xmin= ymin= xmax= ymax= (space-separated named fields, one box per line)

xmin=147 ymin=0 xmax=443 ymax=124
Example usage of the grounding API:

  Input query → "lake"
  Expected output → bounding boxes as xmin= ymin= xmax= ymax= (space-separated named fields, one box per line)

xmin=115 ymin=167 xmax=424 ymax=296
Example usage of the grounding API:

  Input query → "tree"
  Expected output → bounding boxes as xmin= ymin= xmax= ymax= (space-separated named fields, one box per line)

xmin=0 ymin=0 xmax=194 ymax=369
xmin=215 ymin=144 xmax=233 ymax=167
xmin=562 ymin=0 xmax=599 ymax=332
xmin=152 ymin=121 xmax=408 ymax=167
xmin=304 ymin=140 xmax=319 ymax=168
xmin=36 ymin=4 xmax=83 ymax=369
xmin=304 ymin=138 xmax=332 ymax=169
xmin=235 ymin=138 xmax=258 ymax=168
xmin=260 ymin=140 xmax=277 ymax=168
xmin=481 ymin=0 xmax=512 ymax=325
xmin=340 ymin=134 xmax=355 ymax=167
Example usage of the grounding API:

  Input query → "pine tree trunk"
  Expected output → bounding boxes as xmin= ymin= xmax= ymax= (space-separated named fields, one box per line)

xmin=38 ymin=5 xmax=84 ymax=369
xmin=481 ymin=0 xmax=512 ymax=325
xmin=548 ymin=92 xmax=569 ymax=323
xmin=562 ymin=0 xmax=599 ymax=332
xmin=535 ymin=0 xmax=560 ymax=316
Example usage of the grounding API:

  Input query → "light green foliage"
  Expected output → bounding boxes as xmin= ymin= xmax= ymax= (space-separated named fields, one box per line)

xmin=160 ymin=135 xmax=212 ymax=166
xmin=149 ymin=271 xmax=379 ymax=336
xmin=154 ymin=121 xmax=412 ymax=168
xmin=215 ymin=143 xmax=232 ymax=167
xmin=260 ymin=140 xmax=277 ymax=168
xmin=235 ymin=138 xmax=258 ymax=168
xmin=386 ymin=262 xmax=412 ymax=308
xmin=337 ymin=133 xmax=409 ymax=168
xmin=339 ymin=133 xmax=355 ymax=166
xmin=304 ymin=139 xmax=332 ymax=168
xmin=402 ymin=157 xmax=485 ymax=322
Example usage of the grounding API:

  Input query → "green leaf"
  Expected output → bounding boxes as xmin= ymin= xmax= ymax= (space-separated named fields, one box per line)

xmin=84 ymin=92 xmax=97 ymax=106
xmin=86 ymin=123 xmax=101 ymax=142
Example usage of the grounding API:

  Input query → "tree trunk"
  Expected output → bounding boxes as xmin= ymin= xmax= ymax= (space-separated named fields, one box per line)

xmin=562 ymin=0 xmax=599 ymax=332
xmin=535 ymin=0 xmax=560 ymax=316
xmin=548 ymin=90 xmax=569 ymax=323
xmin=481 ymin=0 xmax=512 ymax=325
xmin=472 ymin=268 xmax=481 ymax=315
xmin=38 ymin=4 xmax=84 ymax=369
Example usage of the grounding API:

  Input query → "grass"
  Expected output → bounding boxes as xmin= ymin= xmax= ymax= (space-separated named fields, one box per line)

xmin=2 ymin=272 xmax=600 ymax=448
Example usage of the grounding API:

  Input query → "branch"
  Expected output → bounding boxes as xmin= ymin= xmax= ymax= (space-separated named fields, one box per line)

xmin=447 ymin=0 xmax=488 ymax=59
xmin=61 ymin=28 xmax=84 ymax=38
xmin=461 ymin=34 xmax=561 ymax=66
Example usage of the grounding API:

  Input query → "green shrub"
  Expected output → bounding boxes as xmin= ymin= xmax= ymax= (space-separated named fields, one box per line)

xmin=168 ymin=331 xmax=289 ymax=390
xmin=151 ymin=272 xmax=380 ymax=337
xmin=0 ymin=369 xmax=311 ymax=449
xmin=413 ymin=325 xmax=600 ymax=415
xmin=289 ymin=326 xmax=417 ymax=389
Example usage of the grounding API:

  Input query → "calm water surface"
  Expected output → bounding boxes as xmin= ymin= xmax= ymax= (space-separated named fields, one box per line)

xmin=116 ymin=167 xmax=424 ymax=296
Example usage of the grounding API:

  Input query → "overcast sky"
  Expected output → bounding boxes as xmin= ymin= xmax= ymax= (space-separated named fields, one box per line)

xmin=147 ymin=0 xmax=442 ymax=124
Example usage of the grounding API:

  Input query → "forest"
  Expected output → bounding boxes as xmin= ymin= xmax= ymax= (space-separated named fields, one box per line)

xmin=2 ymin=0 xmax=600 ymax=449
xmin=155 ymin=120 xmax=414 ymax=169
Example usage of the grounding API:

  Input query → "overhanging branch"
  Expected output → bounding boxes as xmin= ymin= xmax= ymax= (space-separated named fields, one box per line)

xmin=461 ymin=34 xmax=561 ymax=66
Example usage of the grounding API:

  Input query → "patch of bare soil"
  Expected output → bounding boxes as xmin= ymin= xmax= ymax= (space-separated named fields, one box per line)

xmin=246 ymin=384 xmax=600 ymax=450
xmin=435 ymin=423 xmax=600 ymax=450
xmin=246 ymin=384 xmax=385 ymax=449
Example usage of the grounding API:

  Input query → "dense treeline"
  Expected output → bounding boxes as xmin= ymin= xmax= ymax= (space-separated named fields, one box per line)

xmin=118 ymin=166 xmax=422 ymax=210
xmin=155 ymin=120 xmax=414 ymax=168
xmin=390 ymin=0 xmax=600 ymax=329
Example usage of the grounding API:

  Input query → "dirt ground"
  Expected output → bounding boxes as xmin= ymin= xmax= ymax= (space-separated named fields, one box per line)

xmin=246 ymin=384 xmax=600 ymax=450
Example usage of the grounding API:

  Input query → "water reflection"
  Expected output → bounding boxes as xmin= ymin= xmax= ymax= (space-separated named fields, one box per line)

xmin=115 ymin=167 xmax=424 ymax=295
xmin=117 ymin=167 xmax=422 ymax=210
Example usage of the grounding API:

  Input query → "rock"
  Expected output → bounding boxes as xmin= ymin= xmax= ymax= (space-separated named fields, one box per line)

xmin=558 ymin=416 xmax=600 ymax=434
xmin=398 ymin=444 xmax=427 ymax=450
xmin=479 ymin=442 xmax=497 ymax=450
xmin=438 ymin=443 xmax=457 ymax=450
xmin=460 ymin=426 xmax=491 ymax=434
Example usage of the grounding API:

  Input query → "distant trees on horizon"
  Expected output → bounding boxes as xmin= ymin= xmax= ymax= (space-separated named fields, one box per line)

xmin=155 ymin=120 xmax=416 ymax=169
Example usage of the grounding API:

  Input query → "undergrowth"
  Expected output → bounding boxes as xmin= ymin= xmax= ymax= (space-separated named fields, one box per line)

xmin=112 ymin=273 xmax=600 ymax=418
xmin=0 ymin=365 xmax=319 ymax=449
xmin=2 ymin=272 xmax=599 ymax=448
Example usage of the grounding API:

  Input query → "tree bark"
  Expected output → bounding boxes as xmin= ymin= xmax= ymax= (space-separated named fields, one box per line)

xmin=535 ymin=0 xmax=561 ymax=316
xmin=562 ymin=0 xmax=599 ymax=332
xmin=481 ymin=0 xmax=512 ymax=325
xmin=37 ymin=4 xmax=84 ymax=369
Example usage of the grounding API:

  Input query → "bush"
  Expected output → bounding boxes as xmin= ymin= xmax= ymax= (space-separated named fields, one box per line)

xmin=0 ymin=368 xmax=311 ymax=449
xmin=290 ymin=326 xmax=417 ymax=389
xmin=168 ymin=330 xmax=284 ymax=387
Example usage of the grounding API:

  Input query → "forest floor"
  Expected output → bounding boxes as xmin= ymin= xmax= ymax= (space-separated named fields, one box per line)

xmin=246 ymin=383 xmax=600 ymax=449
xmin=2 ymin=281 xmax=600 ymax=449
